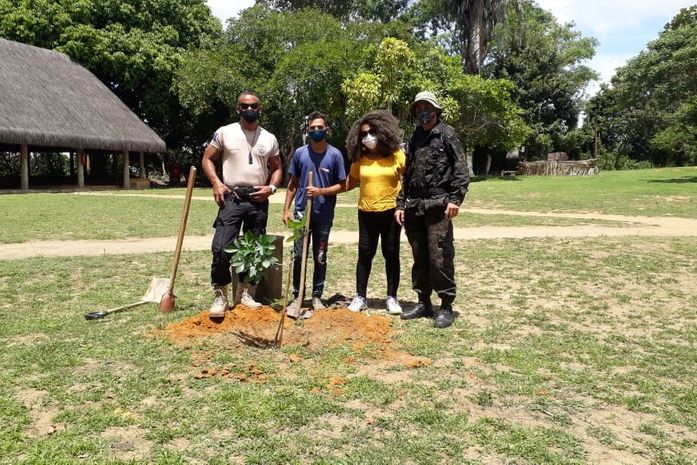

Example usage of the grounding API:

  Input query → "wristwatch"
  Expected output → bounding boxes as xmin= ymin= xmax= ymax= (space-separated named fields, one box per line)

xmin=268 ymin=184 xmax=277 ymax=194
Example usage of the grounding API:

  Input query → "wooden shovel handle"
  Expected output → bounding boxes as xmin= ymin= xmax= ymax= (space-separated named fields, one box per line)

xmin=296 ymin=171 xmax=313 ymax=308
xmin=167 ymin=166 xmax=197 ymax=293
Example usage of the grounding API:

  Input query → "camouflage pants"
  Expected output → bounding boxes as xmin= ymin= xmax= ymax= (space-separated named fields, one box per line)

xmin=404 ymin=208 xmax=456 ymax=303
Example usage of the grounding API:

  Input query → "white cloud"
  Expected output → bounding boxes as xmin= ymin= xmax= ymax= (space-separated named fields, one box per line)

xmin=535 ymin=0 xmax=693 ymax=93
xmin=536 ymin=0 xmax=692 ymax=38
xmin=583 ymin=52 xmax=632 ymax=96
xmin=206 ymin=0 xmax=255 ymax=24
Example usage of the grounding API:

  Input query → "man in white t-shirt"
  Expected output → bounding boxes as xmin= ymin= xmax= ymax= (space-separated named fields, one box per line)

xmin=201 ymin=91 xmax=282 ymax=318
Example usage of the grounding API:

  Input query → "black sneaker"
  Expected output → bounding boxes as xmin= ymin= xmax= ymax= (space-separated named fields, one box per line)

xmin=433 ymin=303 xmax=454 ymax=328
xmin=400 ymin=301 xmax=433 ymax=320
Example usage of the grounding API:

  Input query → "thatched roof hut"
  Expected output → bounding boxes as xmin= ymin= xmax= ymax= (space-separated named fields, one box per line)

xmin=0 ymin=37 xmax=166 ymax=189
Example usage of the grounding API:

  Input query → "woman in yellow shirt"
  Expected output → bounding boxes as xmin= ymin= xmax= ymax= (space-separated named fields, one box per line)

xmin=344 ymin=111 xmax=405 ymax=314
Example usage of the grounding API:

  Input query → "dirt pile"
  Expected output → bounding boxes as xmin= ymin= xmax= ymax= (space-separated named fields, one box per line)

xmin=160 ymin=305 xmax=393 ymax=349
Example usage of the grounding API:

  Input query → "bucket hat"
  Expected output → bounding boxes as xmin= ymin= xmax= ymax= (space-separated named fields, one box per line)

xmin=410 ymin=91 xmax=442 ymax=115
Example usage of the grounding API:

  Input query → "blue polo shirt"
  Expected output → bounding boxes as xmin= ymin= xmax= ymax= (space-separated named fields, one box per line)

xmin=288 ymin=144 xmax=346 ymax=221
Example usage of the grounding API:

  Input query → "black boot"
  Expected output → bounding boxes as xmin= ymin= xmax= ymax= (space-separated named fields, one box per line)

xmin=400 ymin=300 xmax=433 ymax=320
xmin=433 ymin=303 xmax=454 ymax=328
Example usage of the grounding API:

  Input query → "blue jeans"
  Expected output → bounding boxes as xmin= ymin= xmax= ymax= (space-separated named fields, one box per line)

xmin=292 ymin=215 xmax=332 ymax=299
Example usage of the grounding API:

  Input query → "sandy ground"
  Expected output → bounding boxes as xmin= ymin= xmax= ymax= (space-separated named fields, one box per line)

xmin=2 ymin=206 xmax=697 ymax=260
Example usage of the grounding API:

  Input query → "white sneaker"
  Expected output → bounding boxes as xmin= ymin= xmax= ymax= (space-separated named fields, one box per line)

xmin=286 ymin=298 xmax=313 ymax=319
xmin=209 ymin=286 xmax=228 ymax=318
xmin=240 ymin=288 xmax=262 ymax=308
xmin=347 ymin=295 xmax=367 ymax=312
xmin=386 ymin=296 xmax=402 ymax=315
xmin=312 ymin=297 xmax=326 ymax=311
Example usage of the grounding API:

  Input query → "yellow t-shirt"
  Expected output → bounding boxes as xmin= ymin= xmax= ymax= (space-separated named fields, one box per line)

xmin=349 ymin=149 xmax=406 ymax=212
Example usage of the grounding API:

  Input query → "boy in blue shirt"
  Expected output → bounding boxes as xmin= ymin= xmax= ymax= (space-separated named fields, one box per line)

xmin=283 ymin=111 xmax=347 ymax=318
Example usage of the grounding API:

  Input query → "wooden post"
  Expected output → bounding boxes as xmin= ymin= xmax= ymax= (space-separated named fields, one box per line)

xmin=69 ymin=151 xmax=75 ymax=177
xmin=139 ymin=151 xmax=145 ymax=179
xmin=20 ymin=144 xmax=29 ymax=190
xmin=593 ymin=127 xmax=599 ymax=159
xmin=77 ymin=148 xmax=85 ymax=188
xmin=122 ymin=150 xmax=130 ymax=189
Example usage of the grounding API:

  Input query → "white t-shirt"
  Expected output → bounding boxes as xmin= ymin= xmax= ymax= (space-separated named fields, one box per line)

xmin=209 ymin=122 xmax=280 ymax=188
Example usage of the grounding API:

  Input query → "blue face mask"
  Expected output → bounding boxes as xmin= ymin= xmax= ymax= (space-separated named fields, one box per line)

xmin=308 ymin=129 xmax=327 ymax=142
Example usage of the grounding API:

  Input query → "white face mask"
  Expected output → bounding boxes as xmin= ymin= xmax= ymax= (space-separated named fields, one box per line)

xmin=362 ymin=134 xmax=378 ymax=150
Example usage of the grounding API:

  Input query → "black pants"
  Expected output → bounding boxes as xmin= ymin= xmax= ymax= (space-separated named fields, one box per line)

xmin=356 ymin=209 xmax=401 ymax=298
xmin=403 ymin=208 xmax=455 ymax=303
xmin=292 ymin=214 xmax=332 ymax=299
xmin=210 ymin=193 xmax=268 ymax=287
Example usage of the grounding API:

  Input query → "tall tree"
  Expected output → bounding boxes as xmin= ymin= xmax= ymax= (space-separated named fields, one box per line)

xmin=587 ymin=6 xmax=697 ymax=166
xmin=421 ymin=0 xmax=513 ymax=74
xmin=342 ymin=37 xmax=529 ymax=154
xmin=485 ymin=0 xmax=598 ymax=158
xmin=261 ymin=0 xmax=411 ymax=23
xmin=175 ymin=5 xmax=401 ymax=157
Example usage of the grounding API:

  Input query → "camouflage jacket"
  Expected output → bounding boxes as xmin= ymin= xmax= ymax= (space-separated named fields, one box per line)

xmin=396 ymin=122 xmax=469 ymax=215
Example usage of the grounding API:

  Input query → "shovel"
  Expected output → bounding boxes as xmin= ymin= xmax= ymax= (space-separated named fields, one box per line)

xmin=84 ymin=277 xmax=170 ymax=320
xmin=159 ymin=166 xmax=197 ymax=313
xmin=289 ymin=171 xmax=314 ymax=320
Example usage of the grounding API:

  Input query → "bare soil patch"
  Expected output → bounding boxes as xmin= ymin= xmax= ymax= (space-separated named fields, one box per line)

xmin=155 ymin=305 xmax=431 ymax=380
xmin=15 ymin=388 xmax=66 ymax=438
xmin=161 ymin=305 xmax=392 ymax=348
xmin=100 ymin=426 xmax=153 ymax=461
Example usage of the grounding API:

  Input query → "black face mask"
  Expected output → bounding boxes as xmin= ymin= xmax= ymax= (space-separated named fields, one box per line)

xmin=240 ymin=110 xmax=260 ymax=123
xmin=417 ymin=110 xmax=434 ymax=126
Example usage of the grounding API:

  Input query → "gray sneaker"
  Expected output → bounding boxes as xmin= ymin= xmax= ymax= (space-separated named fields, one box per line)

xmin=386 ymin=296 xmax=402 ymax=315
xmin=347 ymin=295 xmax=367 ymax=312
xmin=312 ymin=297 xmax=326 ymax=311
xmin=286 ymin=298 xmax=314 ymax=319
xmin=286 ymin=298 xmax=300 ymax=318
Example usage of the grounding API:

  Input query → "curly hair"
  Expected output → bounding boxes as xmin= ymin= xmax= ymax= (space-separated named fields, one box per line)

xmin=345 ymin=110 xmax=402 ymax=162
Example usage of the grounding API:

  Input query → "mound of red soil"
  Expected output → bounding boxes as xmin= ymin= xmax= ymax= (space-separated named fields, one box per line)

xmin=160 ymin=305 xmax=393 ymax=349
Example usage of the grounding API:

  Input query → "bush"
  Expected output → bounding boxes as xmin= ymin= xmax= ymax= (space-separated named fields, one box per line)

xmin=599 ymin=151 xmax=654 ymax=170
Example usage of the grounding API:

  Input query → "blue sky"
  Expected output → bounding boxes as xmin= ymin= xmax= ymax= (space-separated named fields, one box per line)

xmin=205 ymin=0 xmax=694 ymax=95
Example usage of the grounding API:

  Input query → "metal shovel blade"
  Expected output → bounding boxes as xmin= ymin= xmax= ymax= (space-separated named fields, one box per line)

xmin=84 ymin=277 xmax=171 ymax=320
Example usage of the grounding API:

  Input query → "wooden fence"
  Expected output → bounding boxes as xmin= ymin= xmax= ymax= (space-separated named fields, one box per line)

xmin=517 ymin=159 xmax=599 ymax=176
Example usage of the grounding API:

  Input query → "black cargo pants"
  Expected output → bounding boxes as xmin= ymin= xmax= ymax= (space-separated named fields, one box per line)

xmin=403 ymin=207 xmax=456 ymax=304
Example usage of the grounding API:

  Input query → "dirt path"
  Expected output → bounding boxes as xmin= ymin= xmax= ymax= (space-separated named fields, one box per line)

xmin=2 ymin=209 xmax=696 ymax=260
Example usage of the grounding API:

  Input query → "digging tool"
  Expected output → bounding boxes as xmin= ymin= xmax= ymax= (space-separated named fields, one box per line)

xmin=295 ymin=171 xmax=314 ymax=320
xmin=274 ymin=245 xmax=295 ymax=348
xmin=159 ymin=166 xmax=197 ymax=313
xmin=84 ymin=277 xmax=170 ymax=320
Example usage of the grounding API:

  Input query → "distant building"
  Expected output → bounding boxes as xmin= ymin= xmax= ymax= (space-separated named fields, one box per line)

xmin=0 ymin=38 xmax=166 ymax=189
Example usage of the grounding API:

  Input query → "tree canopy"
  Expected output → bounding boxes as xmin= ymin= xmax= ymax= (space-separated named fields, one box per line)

xmin=2 ymin=0 xmax=694 ymax=173
xmin=587 ymin=6 xmax=697 ymax=166
xmin=484 ymin=0 xmax=598 ymax=158
xmin=175 ymin=4 xmax=528 ymax=163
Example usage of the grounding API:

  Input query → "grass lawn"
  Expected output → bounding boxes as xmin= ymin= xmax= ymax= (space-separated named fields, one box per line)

xmin=1 ymin=167 xmax=695 ymax=244
xmin=0 ymin=237 xmax=695 ymax=463
xmin=466 ymin=166 xmax=697 ymax=217
xmin=0 ymin=166 xmax=696 ymax=463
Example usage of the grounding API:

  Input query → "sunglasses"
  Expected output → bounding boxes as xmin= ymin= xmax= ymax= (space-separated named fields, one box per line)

xmin=359 ymin=129 xmax=376 ymax=137
xmin=238 ymin=103 xmax=260 ymax=110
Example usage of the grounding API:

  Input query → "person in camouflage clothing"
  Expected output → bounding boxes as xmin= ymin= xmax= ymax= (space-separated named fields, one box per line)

xmin=394 ymin=91 xmax=470 ymax=328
